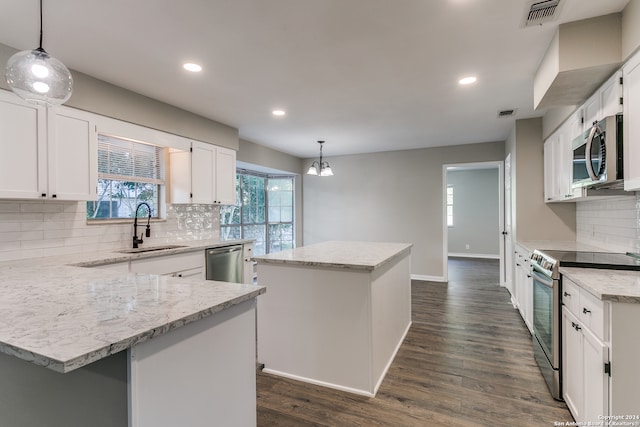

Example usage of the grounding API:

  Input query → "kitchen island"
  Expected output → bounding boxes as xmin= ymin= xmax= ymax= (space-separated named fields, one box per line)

xmin=253 ymin=241 xmax=412 ymax=397
xmin=0 ymin=258 xmax=265 ymax=427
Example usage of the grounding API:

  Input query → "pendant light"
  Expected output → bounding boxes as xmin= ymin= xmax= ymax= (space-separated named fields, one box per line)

xmin=307 ymin=141 xmax=334 ymax=177
xmin=5 ymin=0 xmax=73 ymax=105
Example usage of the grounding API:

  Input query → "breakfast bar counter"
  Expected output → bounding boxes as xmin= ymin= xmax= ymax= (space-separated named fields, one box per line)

xmin=253 ymin=241 xmax=412 ymax=397
xmin=0 ymin=256 xmax=265 ymax=427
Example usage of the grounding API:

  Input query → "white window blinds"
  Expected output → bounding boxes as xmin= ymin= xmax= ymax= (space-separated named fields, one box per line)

xmin=97 ymin=134 xmax=165 ymax=184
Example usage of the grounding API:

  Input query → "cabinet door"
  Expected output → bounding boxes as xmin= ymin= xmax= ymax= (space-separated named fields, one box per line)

xmin=583 ymin=93 xmax=600 ymax=130
xmin=191 ymin=141 xmax=216 ymax=204
xmin=0 ymin=90 xmax=47 ymax=199
xmin=622 ymin=53 xmax=640 ymax=191
xmin=47 ymin=107 xmax=98 ymax=200
xmin=582 ymin=326 xmax=609 ymax=422
xmin=543 ymin=138 xmax=556 ymax=202
xmin=562 ymin=307 xmax=584 ymax=421
xmin=214 ymin=146 xmax=236 ymax=205
xmin=623 ymin=51 xmax=640 ymax=190
xmin=600 ymin=72 xmax=622 ymax=118
xmin=168 ymin=149 xmax=192 ymax=204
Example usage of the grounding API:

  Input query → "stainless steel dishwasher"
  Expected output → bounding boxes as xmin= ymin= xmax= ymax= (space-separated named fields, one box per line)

xmin=205 ymin=245 xmax=243 ymax=283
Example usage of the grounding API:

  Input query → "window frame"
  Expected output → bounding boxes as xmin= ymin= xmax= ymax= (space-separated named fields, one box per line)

xmin=446 ymin=184 xmax=454 ymax=227
xmin=219 ymin=169 xmax=295 ymax=255
xmin=87 ymin=133 xmax=166 ymax=222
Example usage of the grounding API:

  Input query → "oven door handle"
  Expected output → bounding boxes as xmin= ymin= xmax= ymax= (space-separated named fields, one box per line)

xmin=532 ymin=270 xmax=554 ymax=288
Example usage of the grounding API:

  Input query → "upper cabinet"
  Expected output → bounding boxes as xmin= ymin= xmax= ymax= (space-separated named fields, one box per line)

xmin=169 ymin=140 xmax=236 ymax=205
xmin=0 ymin=90 xmax=97 ymax=200
xmin=623 ymin=50 xmax=640 ymax=191
xmin=543 ymin=70 xmax=625 ymax=203
xmin=583 ymin=71 xmax=623 ymax=129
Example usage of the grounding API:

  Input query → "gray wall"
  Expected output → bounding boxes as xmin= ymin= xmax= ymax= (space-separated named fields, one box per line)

xmin=506 ymin=118 xmax=576 ymax=242
xmin=0 ymin=43 xmax=238 ymax=150
xmin=302 ymin=142 xmax=505 ymax=280
xmin=446 ymin=168 xmax=500 ymax=256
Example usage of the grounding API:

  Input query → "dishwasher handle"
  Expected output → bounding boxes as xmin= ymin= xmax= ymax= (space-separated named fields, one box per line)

xmin=207 ymin=246 xmax=242 ymax=256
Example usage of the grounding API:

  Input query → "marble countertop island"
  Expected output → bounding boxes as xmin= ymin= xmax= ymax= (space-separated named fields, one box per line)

xmin=252 ymin=241 xmax=413 ymax=271
xmin=560 ymin=267 xmax=640 ymax=304
xmin=0 ymin=240 xmax=264 ymax=373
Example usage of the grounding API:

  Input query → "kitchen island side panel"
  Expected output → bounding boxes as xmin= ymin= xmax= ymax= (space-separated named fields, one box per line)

xmin=257 ymin=264 xmax=373 ymax=394
xmin=371 ymin=253 xmax=412 ymax=391
xmin=129 ymin=298 xmax=258 ymax=427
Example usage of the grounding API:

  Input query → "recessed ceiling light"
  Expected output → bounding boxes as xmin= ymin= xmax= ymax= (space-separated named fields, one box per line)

xmin=183 ymin=63 xmax=202 ymax=72
xmin=272 ymin=110 xmax=286 ymax=116
xmin=459 ymin=76 xmax=477 ymax=85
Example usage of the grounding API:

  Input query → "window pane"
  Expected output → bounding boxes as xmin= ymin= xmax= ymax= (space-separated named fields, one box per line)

xmin=87 ymin=179 xmax=158 ymax=220
xmin=220 ymin=225 xmax=241 ymax=241
xmin=268 ymin=223 xmax=293 ymax=253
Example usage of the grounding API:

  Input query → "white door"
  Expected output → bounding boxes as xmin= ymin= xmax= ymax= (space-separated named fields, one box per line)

xmin=191 ymin=141 xmax=216 ymax=204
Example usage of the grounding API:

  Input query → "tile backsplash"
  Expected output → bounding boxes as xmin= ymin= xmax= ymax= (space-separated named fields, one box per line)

xmin=576 ymin=193 xmax=640 ymax=254
xmin=0 ymin=200 xmax=220 ymax=262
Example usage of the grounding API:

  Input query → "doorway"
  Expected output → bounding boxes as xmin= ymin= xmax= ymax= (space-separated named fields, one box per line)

xmin=442 ymin=161 xmax=505 ymax=286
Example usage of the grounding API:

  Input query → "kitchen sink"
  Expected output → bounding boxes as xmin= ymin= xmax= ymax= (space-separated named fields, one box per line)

xmin=116 ymin=244 xmax=188 ymax=254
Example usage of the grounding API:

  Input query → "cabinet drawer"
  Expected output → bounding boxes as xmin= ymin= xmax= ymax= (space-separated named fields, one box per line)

xmin=563 ymin=278 xmax=581 ymax=315
xmin=130 ymin=251 xmax=204 ymax=275
xmin=579 ymin=289 xmax=607 ymax=342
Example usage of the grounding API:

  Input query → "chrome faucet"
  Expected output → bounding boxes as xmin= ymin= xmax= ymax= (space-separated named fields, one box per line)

xmin=132 ymin=202 xmax=152 ymax=248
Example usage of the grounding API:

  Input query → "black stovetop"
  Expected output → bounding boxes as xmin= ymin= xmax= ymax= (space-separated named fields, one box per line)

xmin=540 ymin=250 xmax=640 ymax=271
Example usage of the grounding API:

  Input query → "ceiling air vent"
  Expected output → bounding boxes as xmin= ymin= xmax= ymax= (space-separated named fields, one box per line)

xmin=497 ymin=109 xmax=517 ymax=118
xmin=522 ymin=0 xmax=563 ymax=27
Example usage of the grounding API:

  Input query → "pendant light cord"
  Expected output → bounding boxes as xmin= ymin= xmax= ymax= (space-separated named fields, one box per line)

xmin=38 ymin=0 xmax=44 ymax=50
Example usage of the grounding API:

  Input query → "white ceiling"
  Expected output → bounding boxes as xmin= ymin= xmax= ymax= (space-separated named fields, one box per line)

xmin=0 ymin=0 xmax=630 ymax=158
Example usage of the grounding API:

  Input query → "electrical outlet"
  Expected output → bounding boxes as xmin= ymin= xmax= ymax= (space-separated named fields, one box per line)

xmin=465 ymin=244 xmax=470 ymax=250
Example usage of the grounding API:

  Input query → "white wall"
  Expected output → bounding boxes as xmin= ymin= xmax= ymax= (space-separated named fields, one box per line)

xmin=302 ymin=142 xmax=504 ymax=280
xmin=446 ymin=168 xmax=500 ymax=257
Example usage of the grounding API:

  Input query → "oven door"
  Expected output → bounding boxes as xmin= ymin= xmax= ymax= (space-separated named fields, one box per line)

xmin=531 ymin=269 xmax=560 ymax=369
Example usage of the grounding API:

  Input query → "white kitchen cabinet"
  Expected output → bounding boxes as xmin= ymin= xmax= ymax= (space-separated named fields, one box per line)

xmin=581 ymin=71 xmax=622 ymax=132
xmin=544 ymin=120 xmax=577 ymax=203
xmin=0 ymin=90 xmax=47 ymax=199
xmin=562 ymin=305 xmax=609 ymax=424
xmin=0 ymin=90 xmax=97 ymax=201
xmin=512 ymin=247 xmax=533 ymax=333
xmin=130 ymin=251 xmax=205 ymax=277
xmin=46 ymin=106 xmax=98 ymax=200
xmin=560 ymin=275 xmax=640 ymax=424
xmin=623 ymin=50 xmax=640 ymax=191
xmin=169 ymin=140 xmax=236 ymax=205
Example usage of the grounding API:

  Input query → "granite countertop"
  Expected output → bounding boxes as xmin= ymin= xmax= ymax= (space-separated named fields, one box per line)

xmin=252 ymin=241 xmax=413 ymax=271
xmin=0 ymin=239 xmax=264 ymax=373
xmin=560 ymin=267 xmax=640 ymax=304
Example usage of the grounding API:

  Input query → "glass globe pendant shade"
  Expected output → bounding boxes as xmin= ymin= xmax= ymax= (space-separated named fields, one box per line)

xmin=5 ymin=47 xmax=73 ymax=106
xmin=307 ymin=163 xmax=319 ymax=175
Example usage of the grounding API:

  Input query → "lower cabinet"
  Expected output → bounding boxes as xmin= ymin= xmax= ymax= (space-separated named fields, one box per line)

xmin=513 ymin=248 xmax=533 ymax=333
xmin=561 ymin=276 xmax=640 ymax=423
xmin=130 ymin=251 xmax=205 ymax=278
xmin=562 ymin=306 xmax=609 ymax=422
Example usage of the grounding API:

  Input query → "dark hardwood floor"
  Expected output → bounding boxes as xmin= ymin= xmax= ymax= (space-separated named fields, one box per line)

xmin=256 ymin=258 xmax=572 ymax=426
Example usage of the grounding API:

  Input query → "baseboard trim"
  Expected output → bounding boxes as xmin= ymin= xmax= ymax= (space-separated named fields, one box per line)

xmin=411 ymin=274 xmax=445 ymax=282
xmin=260 ymin=368 xmax=375 ymax=398
xmin=448 ymin=253 xmax=500 ymax=260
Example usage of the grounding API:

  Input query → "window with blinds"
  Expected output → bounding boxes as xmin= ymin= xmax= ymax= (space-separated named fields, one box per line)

xmin=87 ymin=134 xmax=165 ymax=220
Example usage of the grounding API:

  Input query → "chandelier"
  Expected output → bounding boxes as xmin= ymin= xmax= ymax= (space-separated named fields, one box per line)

xmin=306 ymin=141 xmax=333 ymax=177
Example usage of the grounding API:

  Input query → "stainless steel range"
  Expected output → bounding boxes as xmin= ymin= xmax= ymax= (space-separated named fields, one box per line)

xmin=529 ymin=249 xmax=640 ymax=401
xmin=530 ymin=250 xmax=561 ymax=400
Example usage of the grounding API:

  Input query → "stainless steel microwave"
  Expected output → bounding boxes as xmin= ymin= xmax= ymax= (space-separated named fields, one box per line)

xmin=572 ymin=114 xmax=623 ymax=189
